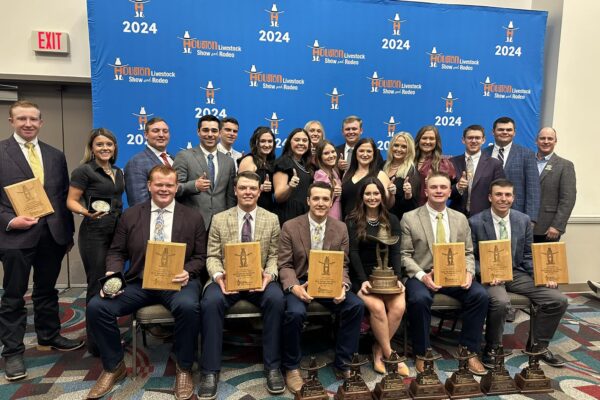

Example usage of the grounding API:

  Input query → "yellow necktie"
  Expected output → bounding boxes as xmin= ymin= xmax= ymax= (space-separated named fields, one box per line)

xmin=436 ymin=213 xmax=446 ymax=243
xmin=25 ymin=142 xmax=44 ymax=184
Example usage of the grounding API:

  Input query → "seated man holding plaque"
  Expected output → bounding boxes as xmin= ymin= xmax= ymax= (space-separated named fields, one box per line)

xmin=278 ymin=181 xmax=365 ymax=393
xmin=469 ymin=178 xmax=568 ymax=368
xmin=199 ymin=171 xmax=285 ymax=399
xmin=401 ymin=171 xmax=488 ymax=375
xmin=86 ymin=165 xmax=206 ymax=400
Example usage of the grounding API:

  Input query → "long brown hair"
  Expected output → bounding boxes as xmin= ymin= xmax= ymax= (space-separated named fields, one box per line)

xmin=415 ymin=125 xmax=443 ymax=171
xmin=346 ymin=177 xmax=390 ymax=241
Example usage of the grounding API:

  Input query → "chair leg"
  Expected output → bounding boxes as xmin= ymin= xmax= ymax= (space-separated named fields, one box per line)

xmin=142 ymin=325 xmax=148 ymax=347
xmin=132 ymin=318 xmax=138 ymax=378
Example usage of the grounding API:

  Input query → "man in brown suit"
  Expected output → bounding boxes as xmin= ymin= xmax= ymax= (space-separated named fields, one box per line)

xmin=278 ymin=181 xmax=364 ymax=393
xmin=86 ymin=165 xmax=206 ymax=400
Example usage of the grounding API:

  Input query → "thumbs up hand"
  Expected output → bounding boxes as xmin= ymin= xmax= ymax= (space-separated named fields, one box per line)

xmin=387 ymin=176 xmax=397 ymax=195
xmin=457 ymin=171 xmax=468 ymax=192
xmin=289 ymin=168 xmax=300 ymax=188
xmin=402 ymin=176 xmax=412 ymax=199
xmin=195 ymin=172 xmax=211 ymax=192
xmin=261 ymin=173 xmax=272 ymax=192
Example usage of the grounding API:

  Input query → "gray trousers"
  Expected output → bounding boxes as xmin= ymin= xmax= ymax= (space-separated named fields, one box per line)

xmin=485 ymin=270 xmax=568 ymax=348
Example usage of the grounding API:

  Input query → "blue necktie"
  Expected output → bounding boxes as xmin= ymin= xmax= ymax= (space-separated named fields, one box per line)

xmin=154 ymin=209 xmax=166 ymax=241
xmin=207 ymin=153 xmax=215 ymax=187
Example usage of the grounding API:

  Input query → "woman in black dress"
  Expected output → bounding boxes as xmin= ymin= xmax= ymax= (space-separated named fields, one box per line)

xmin=383 ymin=132 xmax=420 ymax=222
xmin=238 ymin=126 xmax=276 ymax=212
xmin=346 ymin=177 xmax=407 ymax=376
xmin=66 ymin=128 xmax=124 ymax=355
xmin=273 ymin=128 xmax=313 ymax=225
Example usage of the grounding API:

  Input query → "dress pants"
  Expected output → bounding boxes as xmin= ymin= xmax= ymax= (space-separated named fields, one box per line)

xmin=0 ymin=223 xmax=66 ymax=357
xmin=282 ymin=290 xmax=364 ymax=371
xmin=485 ymin=270 xmax=568 ymax=348
xmin=405 ymin=277 xmax=488 ymax=355
xmin=87 ymin=279 xmax=201 ymax=371
xmin=200 ymin=281 xmax=285 ymax=373
xmin=79 ymin=214 xmax=119 ymax=350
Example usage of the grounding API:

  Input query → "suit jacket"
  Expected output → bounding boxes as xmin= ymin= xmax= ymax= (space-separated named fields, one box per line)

xmin=124 ymin=147 xmax=166 ymax=206
xmin=0 ymin=136 xmax=74 ymax=248
xmin=173 ymin=146 xmax=236 ymax=229
xmin=278 ymin=214 xmax=351 ymax=290
xmin=483 ymin=143 xmax=540 ymax=221
xmin=469 ymin=208 xmax=533 ymax=275
xmin=449 ymin=152 xmax=505 ymax=216
xmin=206 ymin=206 xmax=280 ymax=279
xmin=534 ymin=153 xmax=576 ymax=235
xmin=400 ymin=206 xmax=475 ymax=278
xmin=106 ymin=201 xmax=207 ymax=281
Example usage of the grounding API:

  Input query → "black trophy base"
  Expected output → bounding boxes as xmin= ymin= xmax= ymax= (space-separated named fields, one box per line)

xmin=373 ymin=379 xmax=410 ymax=400
xmin=480 ymin=373 xmax=519 ymax=396
xmin=409 ymin=380 xmax=448 ymax=400
xmin=445 ymin=374 xmax=483 ymax=399
xmin=295 ymin=389 xmax=329 ymax=400
xmin=335 ymin=386 xmax=373 ymax=400
xmin=515 ymin=372 xmax=553 ymax=394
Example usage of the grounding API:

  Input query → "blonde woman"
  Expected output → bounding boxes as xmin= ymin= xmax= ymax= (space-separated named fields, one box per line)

xmin=383 ymin=133 xmax=420 ymax=222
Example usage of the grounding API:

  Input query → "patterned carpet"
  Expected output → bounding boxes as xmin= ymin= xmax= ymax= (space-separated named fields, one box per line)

xmin=1 ymin=288 xmax=599 ymax=399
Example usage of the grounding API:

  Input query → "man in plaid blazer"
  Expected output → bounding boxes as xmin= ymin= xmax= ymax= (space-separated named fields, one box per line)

xmin=198 ymin=171 xmax=285 ymax=399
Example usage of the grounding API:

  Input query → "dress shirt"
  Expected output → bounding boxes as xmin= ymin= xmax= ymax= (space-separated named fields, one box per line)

xmin=415 ymin=204 xmax=450 ymax=281
xmin=344 ymin=144 xmax=354 ymax=164
xmin=147 ymin=144 xmax=173 ymax=165
xmin=536 ymin=152 xmax=553 ymax=175
xmin=491 ymin=141 xmax=513 ymax=167
xmin=149 ymin=199 xmax=176 ymax=243
xmin=491 ymin=209 xmax=512 ymax=240
xmin=217 ymin=142 xmax=243 ymax=162
xmin=199 ymin=145 xmax=219 ymax=181
xmin=13 ymin=133 xmax=44 ymax=171
xmin=464 ymin=151 xmax=481 ymax=174
xmin=237 ymin=206 xmax=258 ymax=242
xmin=308 ymin=214 xmax=327 ymax=250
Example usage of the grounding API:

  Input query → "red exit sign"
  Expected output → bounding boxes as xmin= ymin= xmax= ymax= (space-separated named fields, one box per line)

xmin=32 ymin=31 xmax=69 ymax=54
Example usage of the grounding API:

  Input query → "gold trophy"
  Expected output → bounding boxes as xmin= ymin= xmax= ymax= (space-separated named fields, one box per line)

xmin=514 ymin=343 xmax=553 ymax=394
xmin=444 ymin=345 xmax=484 ymax=399
xmin=295 ymin=357 xmax=328 ymax=400
xmin=373 ymin=351 xmax=410 ymax=400
xmin=334 ymin=353 xmax=371 ymax=400
xmin=480 ymin=346 xmax=519 ymax=395
xmin=408 ymin=348 xmax=447 ymax=399
xmin=367 ymin=228 xmax=402 ymax=294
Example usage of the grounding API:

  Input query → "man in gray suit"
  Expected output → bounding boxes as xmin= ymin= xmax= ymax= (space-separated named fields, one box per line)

xmin=470 ymin=179 xmax=568 ymax=368
xmin=174 ymin=115 xmax=236 ymax=229
xmin=534 ymin=127 xmax=576 ymax=242
xmin=401 ymin=172 xmax=488 ymax=375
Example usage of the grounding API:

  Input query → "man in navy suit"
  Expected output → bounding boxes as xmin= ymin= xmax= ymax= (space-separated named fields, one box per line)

xmin=483 ymin=117 xmax=540 ymax=222
xmin=470 ymin=179 xmax=568 ymax=368
xmin=450 ymin=125 xmax=505 ymax=217
xmin=124 ymin=117 xmax=173 ymax=206
xmin=0 ymin=101 xmax=82 ymax=381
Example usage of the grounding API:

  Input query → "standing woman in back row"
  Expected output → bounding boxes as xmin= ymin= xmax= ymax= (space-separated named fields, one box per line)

xmin=414 ymin=125 xmax=456 ymax=206
xmin=66 ymin=128 xmax=124 ymax=356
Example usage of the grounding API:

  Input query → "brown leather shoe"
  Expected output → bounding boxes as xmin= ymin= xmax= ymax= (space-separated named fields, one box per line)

xmin=415 ymin=358 xmax=425 ymax=374
xmin=467 ymin=356 xmax=487 ymax=376
xmin=174 ymin=365 xmax=194 ymax=400
xmin=87 ymin=361 xmax=126 ymax=399
xmin=285 ymin=369 xmax=304 ymax=394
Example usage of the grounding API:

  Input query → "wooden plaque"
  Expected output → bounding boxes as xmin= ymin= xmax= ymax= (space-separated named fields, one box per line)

xmin=143 ymin=241 xmax=186 ymax=291
xmin=4 ymin=177 xmax=54 ymax=218
xmin=479 ymin=239 xmax=513 ymax=284
xmin=532 ymin=242 xmax=569 ymax=286
xmin=307 ymin=250 xmax=344 ymax=298
xmin=433 ymin=242 xmax=466 ymax=287
xmin=224 ymin=241 xmax=262 ymax=291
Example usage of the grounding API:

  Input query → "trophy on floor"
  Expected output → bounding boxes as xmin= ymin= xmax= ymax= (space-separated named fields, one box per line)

xmin=480 ymin=346 xmax=519 ymax=395
xmin=334 ymin=353 xmax=371 ymax=400
xmin=445 ymin=345 xmax=484 ymax=399
xmin=373 ymin=351 xmax=410 ymax=400
xmin=367 ymin=229 xmax=402 ymax=294
xmin=409 ymin=348 xmax=448 ymax=399
xmin=296 ymin=357 xmax=328 ymax=400
xmin=514 ymin=343 xmax=553 ymax=394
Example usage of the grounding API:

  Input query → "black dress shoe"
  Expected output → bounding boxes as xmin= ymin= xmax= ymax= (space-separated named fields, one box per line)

xmin=588 ymin=280 xmax=600 ymax=294
xmin=265 ymin=369 xmax=285 ymax=394
xmin=481 ymin=350 xmax=495 ymax=369
xmin=4 ymin=354 xmax=27 ymax=381
xmin=37 ymin=335 xmax=85 ymax=352
xmin=198 ymin=372 xmax=219 ymax=400
xmin=539 ymin=349 xmax=565 ymax=368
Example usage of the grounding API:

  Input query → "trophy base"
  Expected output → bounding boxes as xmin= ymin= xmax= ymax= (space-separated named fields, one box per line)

xmin=369 ymin=271 xmax=401 ymax=294
xmin=295 ymin=390 xmax=329 ymax=400
xmin=335 ymin=386 xmax=373 ymax=400
xmin=445 ymin=374 xmax=483 ymax=399
xmin=373 ymin=380 xmax=410 ymax=399
xmin=480 ymin=373 xmax=519 ymax=396
xmin=515 ymin=372 xmax=553 ymax=394
xmin=409 ymin=381 xmax=448 ymax=400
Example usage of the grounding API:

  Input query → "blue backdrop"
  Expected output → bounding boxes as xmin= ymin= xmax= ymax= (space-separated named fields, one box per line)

xmin=88 ymin=0 xmax=547 ymax=162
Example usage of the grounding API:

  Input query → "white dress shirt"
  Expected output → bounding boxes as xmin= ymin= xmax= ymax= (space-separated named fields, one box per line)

xmin=308 ymin=214 xmax=327 ymax=250
xmin=13 ymin=133 xmax=44 ymax=170
xmin=149 ymin=199 xmax=176 ymax=242
xmin=147 ymin=144 xmax=173 ymax=165
xmin=199 ymin=145 xmax=219 ymax=181
xmin=464 ymin=151 xmax=481 ymax=175
xmin=491 ymin=141 xmax=513 ymax=167
xmin=491 ymin=209 xmax=511 ymax=240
